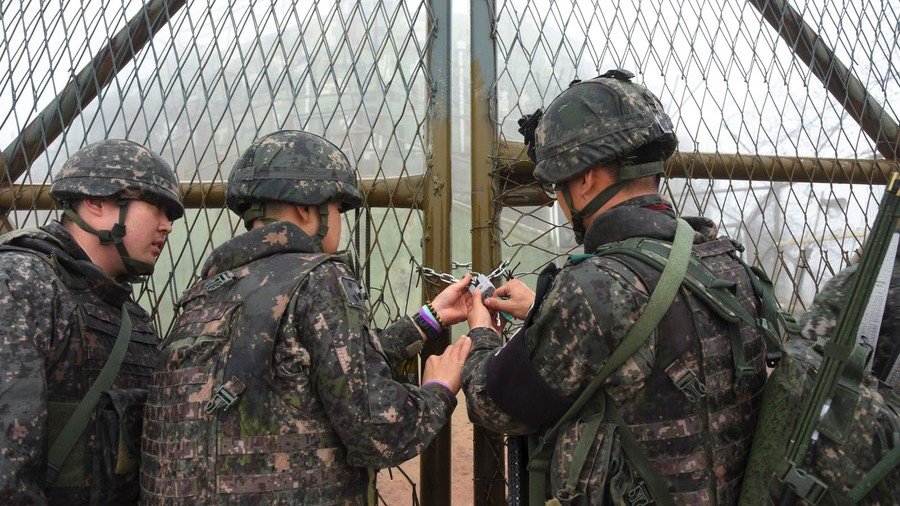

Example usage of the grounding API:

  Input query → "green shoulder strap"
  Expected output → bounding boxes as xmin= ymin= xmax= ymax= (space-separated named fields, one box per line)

xmin=46 ymin=304 xmax=133 ymax=486
xmin=528 ymin=218 xmax=694 ymax=506
xmin=779 ymin=172 xmax=900 ymax=503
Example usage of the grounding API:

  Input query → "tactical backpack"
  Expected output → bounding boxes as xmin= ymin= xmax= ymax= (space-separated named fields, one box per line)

xmin=738 ymin=172 xmax=900 ymax=505
xmin=522 ymin=218 xmax=796 ymax=505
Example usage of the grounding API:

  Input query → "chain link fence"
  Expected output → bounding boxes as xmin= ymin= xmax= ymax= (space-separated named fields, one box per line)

xmin=1 ymin=0 xmax=438 ymax=502
xmin=490 ymin=0 xmax=897 ymax=310
xmin=482 ymin=0 xmax=897 ymax=501
xmin=1 ymin=0 xmax=898 ymax=504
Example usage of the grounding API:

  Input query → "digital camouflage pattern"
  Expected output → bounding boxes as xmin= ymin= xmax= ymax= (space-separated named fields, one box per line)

xmin=739 ymin=248 xmax=900 ymax=504
xmin=532 ymin=70 xmax=678 ymax=184
xmin=0 ymin=222 xmax=160 ymax=505
xmin=463 ymin=195 xmax=769 ymax=505
xmin=50 ymin=139 xmax=184 ymax=219
xmin=226 ymin=130 xmax=364 ymax=216
xmin=741 ymin=339 xmax=899 ymax=505
xmin=797 ymin=249 xmax=899 ymax=384
xmin=142 ymin=221 xmax=454 ymax=505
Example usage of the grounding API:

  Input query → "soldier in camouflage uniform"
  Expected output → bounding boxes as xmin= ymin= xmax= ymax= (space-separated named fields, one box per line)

xmin=462 ymin=70 xmax=772 ymax=504
xmin=0 ymin=140 xmax=184 ymax=505
xmin=798 ymin=248 xmax=898 ymax=387
xmin=141 ymin=130 xmax=473 ymax=505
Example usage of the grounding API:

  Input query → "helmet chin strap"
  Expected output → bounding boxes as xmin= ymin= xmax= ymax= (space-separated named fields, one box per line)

xmin=558 ymin=161 xmax=665 ymax=246
xmin=64 ymin=195 xmax=155 ymax=279
xmin=315 ymin=204 xmax=330 ymax=249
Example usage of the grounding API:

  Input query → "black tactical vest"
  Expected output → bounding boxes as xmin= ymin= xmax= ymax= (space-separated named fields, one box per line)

xmin=141 ymin=251 xmax=367 ymax=505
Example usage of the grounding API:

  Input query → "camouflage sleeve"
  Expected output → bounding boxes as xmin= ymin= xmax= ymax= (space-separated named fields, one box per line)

xmin=462 ymin=260 xmax=651 ymax=436
xmin=798 ymin=265 xmax=858 ymax=342
xmin=799 ymin=258 xmax=899 ymax=379
xmin=375 ymin=316 xmax=426 ymax=367
xmin=0 ymin=253 xmax=58 ymax=505
xmin=297 ymin=261 xmax=455 ymax=468
xmin=461 ymin=326 xmax=536 ymax=435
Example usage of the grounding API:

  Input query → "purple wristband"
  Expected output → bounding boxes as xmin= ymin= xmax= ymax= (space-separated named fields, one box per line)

xmin=418 ymin=307 xmax=442 ymax=331
xmin=422 ymin=380 xmax=454 ymax=397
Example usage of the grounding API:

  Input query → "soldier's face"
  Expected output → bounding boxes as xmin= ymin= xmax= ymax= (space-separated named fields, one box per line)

xmin=122 ymin=200 xmax=174 ymax=266
xmin=321 ymin=201 xmax=342 ymax=254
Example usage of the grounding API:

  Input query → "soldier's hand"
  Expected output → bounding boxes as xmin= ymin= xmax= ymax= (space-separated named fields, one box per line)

xmin=466 ymin=289 xmax=497 ymax=330
xmin=422 ymin=336 xmax=473 ymax=394
xmin=431 ymin=273 xmax=473 ymax=325
xmin=484 ymin=279 xmax=535 ymax=320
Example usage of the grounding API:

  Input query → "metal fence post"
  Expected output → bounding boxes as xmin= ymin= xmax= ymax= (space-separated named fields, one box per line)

xmin=471 ymin=0 xmax=507 ymax=503
xmin=420 ymin=1 xmax=453 ymax=504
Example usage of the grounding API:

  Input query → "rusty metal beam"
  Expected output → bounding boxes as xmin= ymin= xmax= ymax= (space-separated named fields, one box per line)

xmin=470 ymin=0 xmax=508 ymax=504
xmin=419 ymin=1 xmax=453 ymax=504
xmin=0 ymin=175 xmax=424 ymax=211
xmin=748 ymin=0 xmax=900 ymax=160
xmin=0 ymin=0 xmax=188 ymax=185
xmin=494 ymin=140 xmax=895 ymax=207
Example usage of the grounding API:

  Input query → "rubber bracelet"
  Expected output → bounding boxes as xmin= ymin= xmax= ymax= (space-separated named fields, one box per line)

xmin=413 ymin=311 xmax=443 ymax=341
xmin=418 ymin=306 xmax=441 ymax=331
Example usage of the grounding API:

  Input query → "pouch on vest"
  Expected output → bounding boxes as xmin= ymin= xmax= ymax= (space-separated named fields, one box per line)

xmin=549 ymin=417 xmax=646 ymax=506
xmin=91 ymin=388 xmax=147 ymax=504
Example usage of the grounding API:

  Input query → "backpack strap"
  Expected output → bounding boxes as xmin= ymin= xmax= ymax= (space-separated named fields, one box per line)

xmin=528 ymin=218 xmax=694 ymax=506
xmin=45 ymin=305 xmax=132 ymax=485
xmin=779 ymin=172 xmax=900 ymax=504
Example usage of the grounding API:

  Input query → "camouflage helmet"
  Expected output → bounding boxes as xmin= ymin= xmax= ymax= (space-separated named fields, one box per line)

xmin=50 ymin=139 xmax=184 ymax=219
xmin=532 ymin=69 xmax=677 ymax=184
xmin=226 ymin=130 xmax=364 ymax=219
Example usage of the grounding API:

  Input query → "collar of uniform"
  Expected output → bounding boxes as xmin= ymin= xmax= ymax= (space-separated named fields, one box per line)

xmin=36 ymin=221 xmax=134 ymax=306
xmin=202 ymin=220 xmax=322 ymax=277
xmin=582 ymin=194 xmax=718 ymax=253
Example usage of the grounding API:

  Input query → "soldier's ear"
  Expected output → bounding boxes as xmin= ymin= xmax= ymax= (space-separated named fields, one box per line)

xmin=294 ymin=204 xmax=314 ymax=225
xmin=81 ymin=197 xmax=106 ymax=217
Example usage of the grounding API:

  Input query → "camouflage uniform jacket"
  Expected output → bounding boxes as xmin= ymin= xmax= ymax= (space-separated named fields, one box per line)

xmin=463 ymin=195 xmax=769 ymax=505
xmin=798 ymin=248 xmax=898 ymax=386
xmin=0 ymin=222 xmax=159 ymax=505
xmin=141 ymin=221 xmax=455 ymax=505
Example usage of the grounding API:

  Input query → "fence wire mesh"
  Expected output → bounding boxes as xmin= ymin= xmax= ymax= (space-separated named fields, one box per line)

xmin=0 ymin=0 xmax=436 ymax=501
xmin=2 ymin=0 xmax=898 ymax=504
xmin=486 ymin=0 xmax=898 ymax=499
xmin=490 ymin=0 xmax=898 ymax=310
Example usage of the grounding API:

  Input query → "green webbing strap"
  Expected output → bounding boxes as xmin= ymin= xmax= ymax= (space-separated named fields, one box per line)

xmin=745 ymin=264 xmax=790 ymax=365
xmin=46 ymin=305 xmax=132 ymax=486
xmin=605 ymin=393 xmax=676 ymax=506
xmin=316 ymin=204 xmax=330 ymax=245
xmin=558 ymin=406 xmax=606 ymax=501
xmin=603 ymin=236 xmax=787 ymax=374
xmin=846 ymin=444 xmax=900 ymax=502
xmin=779 ymin=171 xmax=900 ymax=498
xmin=527 ymin=218 xmax=693 ymax=505
xmin=241 ymin=202 xmax=277 ymax=230
xmin=781 ymin=172 xmax=900 ymax=500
